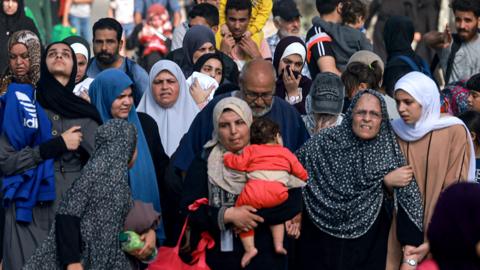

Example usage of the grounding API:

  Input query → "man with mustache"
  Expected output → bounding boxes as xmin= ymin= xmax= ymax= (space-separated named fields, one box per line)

xmin=87 ymin=18 xmax=149 ymax=106
xmin=424 ymin=0 xmax=480 ymax=84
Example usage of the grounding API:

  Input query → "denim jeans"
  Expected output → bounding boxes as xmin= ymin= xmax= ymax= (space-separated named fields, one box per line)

xmin=122 ymin=23 xmax=135 ymax=38
xmin=69 ymin=15 xmax=92 ymax=42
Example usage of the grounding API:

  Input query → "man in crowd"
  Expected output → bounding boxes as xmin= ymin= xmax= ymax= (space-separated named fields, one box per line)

xmin=425 ymin=0 xmax=480 ymax=84
xmin=305 ymin=0 xmax=342 ymax=78
xmin=218 ymin=0 xmax=272 ymax=70
xmin=87 ymin=18 xmax=149 ymax=106
xmin=266 ymin=0 xmax=302 ymax=55
xmin=171 ymin=3 xmax=219 ymax=50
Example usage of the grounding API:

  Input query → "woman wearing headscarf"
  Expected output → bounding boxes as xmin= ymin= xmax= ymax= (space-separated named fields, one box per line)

xmin=296 ymin=89 xmax=424 ymax=270
xmin=137 ymin=60 xmax=200 ymax=157
xmin=0 ymin=41 xmax=101 ymax=269
xmin=273 ymin=36 xmax=311 ymax=115
xmin=0 ymin=29 xmax=41 ymax=266
xmin=63 ymin=35 xmax=93 ymax=102
xmin=387 ymin=71 xmax=475 ymax=268
xmin=89 ymin=68 xmax=174 ymax=245
xmin=180 ymin=97 xmax=302 ymax=270
xmin=0 ymin=30 xmax=41 ymax=95
xmin=186 ymin=52 xmax=226 ymax=108
xmin=0 ymin=0 xmax=41 ymax=72
xmin=193 ymin=53 xmax=226 ymax=86
xmin=24 ymin=119 xmax=156 ymax=269
xmin=383 ymin=16 xmax=432 ymax=96
xmin=166 ymin=25 xmax=240 ymax=85
xmin=418 ymin=183 xmax=480 ymax=270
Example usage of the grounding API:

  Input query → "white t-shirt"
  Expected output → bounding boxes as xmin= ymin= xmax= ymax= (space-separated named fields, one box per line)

xmin=110 ymin=0 xmax=134 ymax=24
xmin=69 ymin=3 xmax=91 ymax=18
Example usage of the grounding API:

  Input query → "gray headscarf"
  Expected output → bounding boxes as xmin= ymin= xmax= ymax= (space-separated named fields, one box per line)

xmin=183 ymin=25 xmax=216 ymax=67
xmin=296 ymin=89 xmax=423 ymax=239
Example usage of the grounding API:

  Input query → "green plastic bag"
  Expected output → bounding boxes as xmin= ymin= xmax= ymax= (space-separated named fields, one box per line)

xmin=51 ymin=24 xmax=77 ymax=43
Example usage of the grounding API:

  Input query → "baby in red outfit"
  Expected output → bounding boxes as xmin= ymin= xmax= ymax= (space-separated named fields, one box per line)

xmin=223 ymin=118 xmax=308 ymax=268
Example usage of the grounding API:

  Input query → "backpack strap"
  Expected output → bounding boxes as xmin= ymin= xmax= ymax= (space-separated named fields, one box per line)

xmin=393 ymin=55 xmax=433 ymax=78
xmin=445 ymin=34 xmax=463 ymax=83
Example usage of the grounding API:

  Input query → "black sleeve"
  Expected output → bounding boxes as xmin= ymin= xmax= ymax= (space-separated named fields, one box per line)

xmin=39 ymin=136 xmax=68 ymax=160
xmin=138 ymin=112 xmax=170 ymax=186
xmin=396 ymin=205 xmax=423 ymax=247
xmin=256 ymin=188 xmax=302 ymax=225
xmin=126 ymin=24 xmax=143 ymax=50
xmin=56 ymin=214 xmax=82 ymax=267
xmin=179 ymin=154 xmax=220 ymax=233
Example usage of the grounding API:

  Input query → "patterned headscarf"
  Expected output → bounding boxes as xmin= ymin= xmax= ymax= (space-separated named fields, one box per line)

xmin=6 ymin=30 xmax=41 ymax=85
xmin=23 ymin=119 xmax=137 ymax=269
xmin=297 ymin=89 xmax=423 ymax=238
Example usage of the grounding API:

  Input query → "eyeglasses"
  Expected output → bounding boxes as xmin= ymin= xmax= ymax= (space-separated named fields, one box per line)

xmin=353 ymin=110 xmax=382 ymax=120
xmin=243 ymin=90 xmax=274 ymax=102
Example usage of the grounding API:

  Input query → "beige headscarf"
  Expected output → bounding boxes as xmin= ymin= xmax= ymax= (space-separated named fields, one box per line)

xmin=205 ymin=97 xmax=253 ymax=194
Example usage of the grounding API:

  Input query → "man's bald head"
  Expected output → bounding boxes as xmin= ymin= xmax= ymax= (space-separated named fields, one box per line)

xmin=240 ymin=59 xmax=276 ymax=87
xmin=239 ymin=59 xmax=276 ymax=117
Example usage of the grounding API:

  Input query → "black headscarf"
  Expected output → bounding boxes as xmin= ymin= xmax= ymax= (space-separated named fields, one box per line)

xmin=0 ymin=0 xmax=41 ymax=71
xmin=193 ymin=52 xmax=225 ymax=85
xmin=383 ymin=16 xmax=415 ymax=59
xmin=383 ymin=16 xmax=429 ymax=96
xmin=36 ymin=42 xmax=102 ymax=125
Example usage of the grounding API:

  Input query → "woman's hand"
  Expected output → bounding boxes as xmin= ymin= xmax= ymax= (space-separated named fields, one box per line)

xmin=282 ymin=66 xmax=302 ymax=96
xmin=384 ymin=165 xmax=414 ymax=189
xmin=189 ymin=78 xmax=215 ymax=106
xmin=224 ymin=205 xmax=264 ymax=232
xmin=66 ymin=263 xmax=83 ymax=270
xmin=404 ymin=242 xmax=430 ymax=262
xmin=130 ymin=229 xmax=156 ymax=261
xmin=61 ymin=126 xmax=83 ymax=150
xmin=285 ymin=213 xmax=302 ymax=239
xmin=79 ymin=90 xmax=91 ymax=103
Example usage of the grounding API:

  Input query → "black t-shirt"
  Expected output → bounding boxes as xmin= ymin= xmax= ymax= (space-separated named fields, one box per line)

xmin=305 ymin=25 xmax=335 ymax=79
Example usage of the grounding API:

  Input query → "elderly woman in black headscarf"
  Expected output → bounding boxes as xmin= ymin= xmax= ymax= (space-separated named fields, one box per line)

xmin=296 ymin=89 xmax=424 ymax=270
xmin=273 ymin=36 xmax=311 ymax=115
xmin=383 ymin=16 xmax=432 ymax=96
xmin=0 ymin=0 xmax=41 ymax=71
xmin=0 ymin=41 xmax=101 ymax=269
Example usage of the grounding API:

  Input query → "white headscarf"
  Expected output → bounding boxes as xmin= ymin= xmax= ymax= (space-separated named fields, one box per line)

xmin=280 ymin=42 xmax=306 ymax=64
xmin=391 ymin=71 xmax=475 ymax=181
xmin=137 ymin=60 xmax=200 ymax=157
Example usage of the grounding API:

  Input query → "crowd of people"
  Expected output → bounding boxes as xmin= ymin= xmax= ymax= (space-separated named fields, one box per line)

xmin=1 ymin=0 xmax=480 ymax=269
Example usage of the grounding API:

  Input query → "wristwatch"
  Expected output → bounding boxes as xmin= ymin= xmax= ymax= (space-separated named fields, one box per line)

xmin=403 ymin=258 xmax=418 ymax=266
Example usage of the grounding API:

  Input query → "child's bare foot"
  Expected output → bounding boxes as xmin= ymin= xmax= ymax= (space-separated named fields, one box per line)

xmin=241 ymin=248 xmax=258 ymax=268
xmin=274 ymin=245 xmax=287 ymax=255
